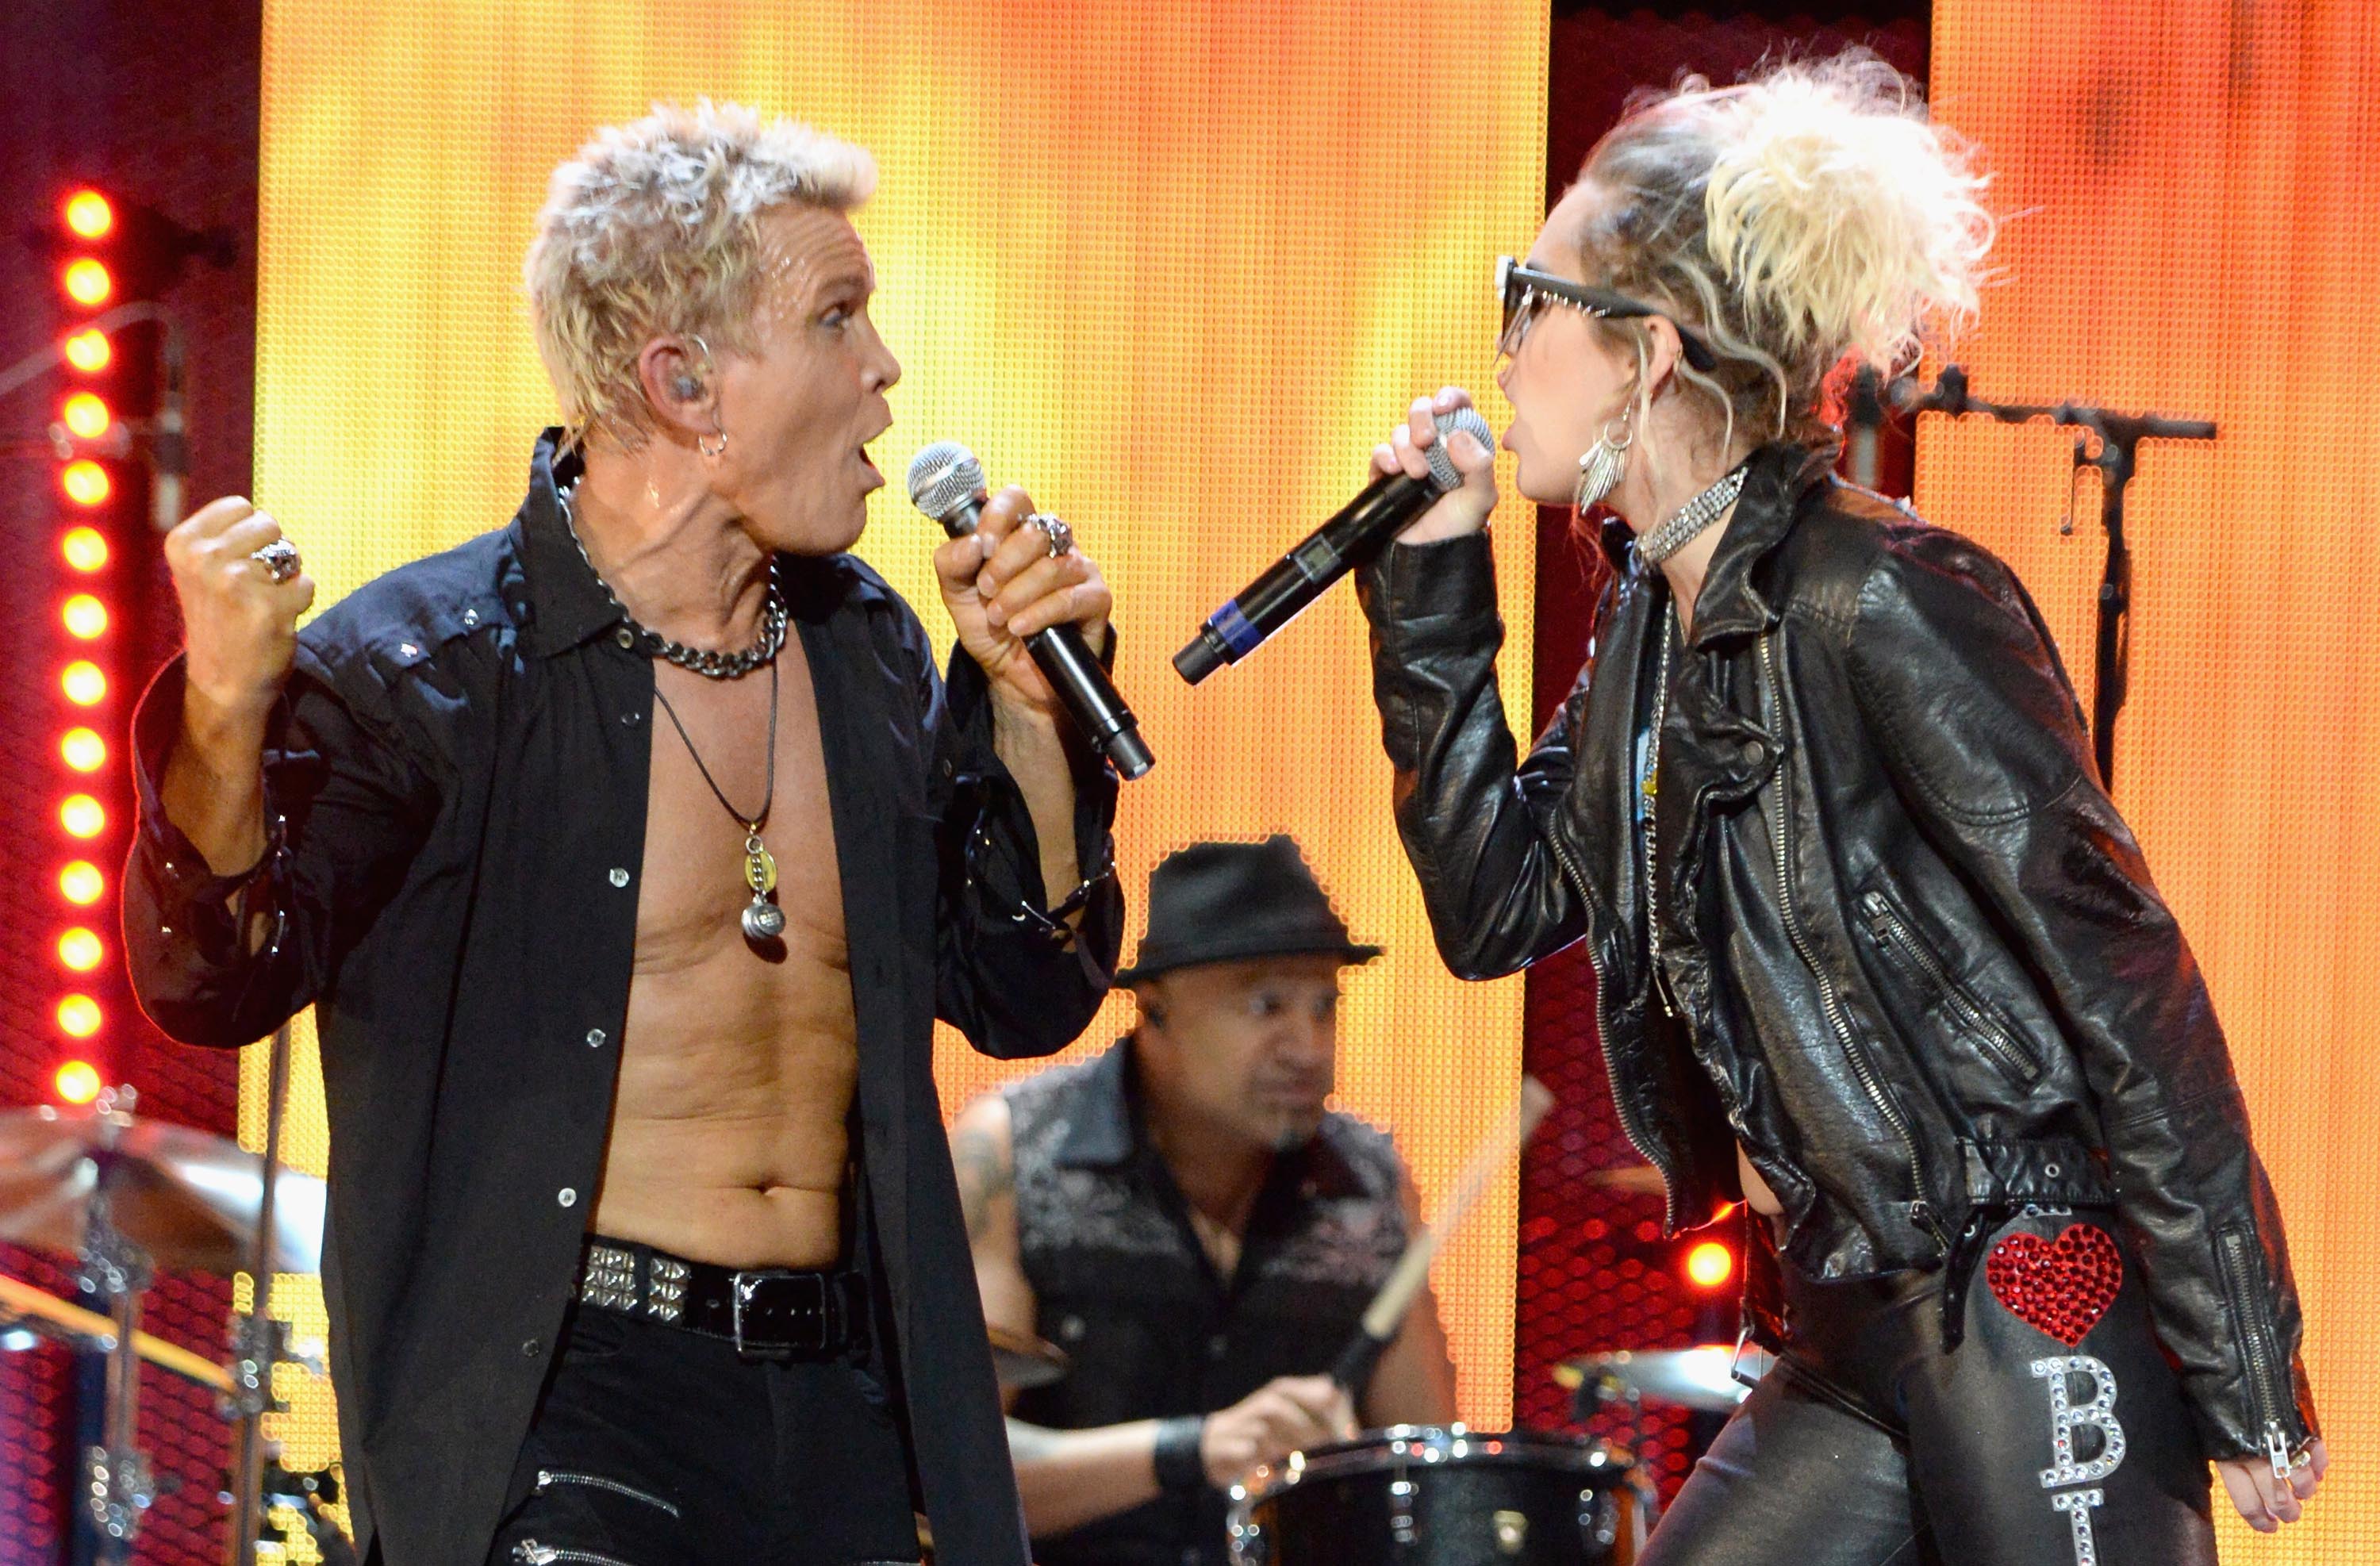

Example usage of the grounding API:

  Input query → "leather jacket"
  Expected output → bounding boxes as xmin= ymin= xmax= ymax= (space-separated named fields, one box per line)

xmin=1357 ymin=443 xmax=2317 ymax=1464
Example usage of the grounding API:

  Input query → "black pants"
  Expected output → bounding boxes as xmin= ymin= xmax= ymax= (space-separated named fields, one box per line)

xmin=485 ymin=1302 xmax=922 ymax=1566
xmin=1642 ymin=1208 xmax=2217 ymax=1566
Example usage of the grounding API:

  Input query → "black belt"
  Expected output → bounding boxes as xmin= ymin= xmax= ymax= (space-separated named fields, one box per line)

xmin=576 ymin=1236 xmax=869 ymax=1361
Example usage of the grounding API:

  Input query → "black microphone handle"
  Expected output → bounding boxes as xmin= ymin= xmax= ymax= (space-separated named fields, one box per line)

xmin=935 ymin=497 xmax=1155 ymax=781
xmin=1173 ymin=469 xmax=1439 ymax=685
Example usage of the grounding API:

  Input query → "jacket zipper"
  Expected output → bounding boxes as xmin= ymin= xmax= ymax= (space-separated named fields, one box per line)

xmin=1857 ymin=891 xmax=2042 ymax=1086
xmin=1545 ymin=821 xmax=1683 ymax=1234
xmin=514 ymin=1542 xmax=639 ymax=1566
xmin=1758 ymin=638 xmax=1943 ymax=1247
xmin=2215 ymin=1228 xmax=2297 ymax=1478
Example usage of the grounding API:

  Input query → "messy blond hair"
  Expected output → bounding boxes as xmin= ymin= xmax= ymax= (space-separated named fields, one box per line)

xmin=524 ymin=100 xmax=876 ymax=448
xmin=1572 ymin=51 xmax=1993 ymax=455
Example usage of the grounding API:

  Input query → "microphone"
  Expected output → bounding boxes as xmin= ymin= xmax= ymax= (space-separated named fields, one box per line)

xmin=1172 ymin=406 xmax=1492 ymax=685
xmin=908 ymin=443 xmax=1156 ymax=781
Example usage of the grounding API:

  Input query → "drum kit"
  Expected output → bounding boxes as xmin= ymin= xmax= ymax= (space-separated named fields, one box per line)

xmin=0 ymin=1081 xmax=343 ymax=1564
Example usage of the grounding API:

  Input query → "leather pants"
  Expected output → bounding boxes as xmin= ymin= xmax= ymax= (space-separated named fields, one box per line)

xmin=1641 ymin=1208 xmax=2217 ymax=1566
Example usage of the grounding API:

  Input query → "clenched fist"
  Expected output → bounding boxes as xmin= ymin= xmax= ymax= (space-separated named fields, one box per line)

xmin=164 ymin=496 xmax=315 ymax=724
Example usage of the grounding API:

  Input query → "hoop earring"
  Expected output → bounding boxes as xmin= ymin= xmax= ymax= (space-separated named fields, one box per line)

xmin=697 ymin=423 xmax=728 ymax=460
xmin=1574 ymin=410 xmax=1633 ymax=510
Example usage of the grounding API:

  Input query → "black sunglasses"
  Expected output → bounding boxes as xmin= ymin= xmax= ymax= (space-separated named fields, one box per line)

xmin=1496 ymin=255 xmax=1718 ymax=373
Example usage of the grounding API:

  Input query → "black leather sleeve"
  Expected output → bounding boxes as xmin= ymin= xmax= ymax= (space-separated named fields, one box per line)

xmin=1844 ymin=528 xmax=2316 ymax=1461
xmin=1357 ymin=532 xmax=1592 ymax=981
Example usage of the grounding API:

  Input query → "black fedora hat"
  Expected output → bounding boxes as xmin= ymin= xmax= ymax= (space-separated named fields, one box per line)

xmin=1115 ymin=835 xmax=1382 ymax=985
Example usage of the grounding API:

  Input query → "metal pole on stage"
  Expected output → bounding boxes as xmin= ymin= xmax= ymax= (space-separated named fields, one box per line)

xmin=224 ymin=1023 xmax=295 ymax=1566
xmin=1850 ymin=365 xmax=2218 ymax=789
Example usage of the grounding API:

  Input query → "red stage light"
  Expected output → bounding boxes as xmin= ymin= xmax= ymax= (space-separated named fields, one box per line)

xmin=60 ymin=727 xmax=107 ymax=773
xmin=59 ymin=862 xmax=106 ymax=906
xmin=63 ymin=190 xmax=115 ymax=240
xmin=62 ymin=594 xmax=109 ymax=638
xmin=63 ymin=328 xmax=112 ymax=374
xmin=61 ymin=463 xmax=110 ymax=508
xmin=61 ymin=528 xmax=109 ymax=572
xmin=62 ymin=258 xmax=113 ymax=307
xmin=1684 ymin=1241 xmax=1736 ymax=1292
xmin=54 ymin=1061 xmax=104 ymax=1105
xmin=56 ymin=996 xmax=102 ymax=1039
xmin=62 ymin=393 xmax=111 ymax=440
xmin=62 ymin=662 xmax=106 ymax=705
xmin=58 ymin=928 xmax=105 ymax=973
xmin=60 ymin=795 xmax=106 ymax=839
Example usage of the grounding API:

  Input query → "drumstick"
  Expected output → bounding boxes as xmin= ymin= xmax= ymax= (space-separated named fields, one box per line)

xmin=1330 ymin=1076 xmax=1556 ymax=1395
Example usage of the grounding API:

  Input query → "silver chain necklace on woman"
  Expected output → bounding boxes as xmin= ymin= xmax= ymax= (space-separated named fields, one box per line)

xmin=1637 ymin=461 xmax=1751 ymax=566
xmin=559 ymin=482 xmax=788 ymax=679
xmin=1641 ymin=601 xmax=1678 ymax=1017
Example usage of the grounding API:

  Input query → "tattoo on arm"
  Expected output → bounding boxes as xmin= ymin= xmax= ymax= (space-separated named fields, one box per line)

xmin=953 ymin=1115 xmax=1015 ymax=1245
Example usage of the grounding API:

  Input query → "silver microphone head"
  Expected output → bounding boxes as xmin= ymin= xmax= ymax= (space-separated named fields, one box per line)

xmin=907 ymin=440 xmax=987 ymax=522
xmin=1424 ymin=407 xmax=1495 ymax=493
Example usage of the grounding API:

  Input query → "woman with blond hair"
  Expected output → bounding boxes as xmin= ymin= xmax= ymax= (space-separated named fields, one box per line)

xmin=1358 ymin=53 xmax=2324 ymax=1563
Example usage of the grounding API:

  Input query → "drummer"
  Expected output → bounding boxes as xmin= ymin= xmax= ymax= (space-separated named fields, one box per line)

xmin=953 ymin=835 xmax=1459 ymax=1566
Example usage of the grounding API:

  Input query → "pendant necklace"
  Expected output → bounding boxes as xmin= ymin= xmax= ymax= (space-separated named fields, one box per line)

xmin=653 ymin=657 xmax=786 ymax=943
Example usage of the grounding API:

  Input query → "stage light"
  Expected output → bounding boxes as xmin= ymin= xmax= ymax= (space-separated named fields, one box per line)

xmin=63 ymin=190 xmax=115 ymax=240
xmin=61 ymin=528 xmax=109 ymax=572
xmin=60 ymin=727 xmax=107 ymax=772
xmin=63 ymin=258 xmax=112 ymax=307
xmin=54 ymin=1061 xmax=103 ymax=1106
xmin=56 ymin=996 xmax=102 ymax=1039
xmin=62 ymin=393 xmax=111 ymax=440
xmin=62 ymin=662 xmax=106 ymax=705
xmin=63 ymin=328 xmax=111 ymax=374
xmin=61 ymin=462 xmax=110 ymax=507
xmin=1683 ymin=1241 xmax=1736 ymax=1292
xmin=62 ymin=594 xmax=109 ymax=638
xmin=57 ymin=929 xmax=105 ymax=973
xmin=59 ymin=862 xmax=105 ymax=905
xmin=60 ymin=796 xmax=106 ymax=839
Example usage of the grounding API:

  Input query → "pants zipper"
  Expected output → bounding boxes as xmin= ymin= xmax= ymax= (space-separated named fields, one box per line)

xmin=1857 ymin=890 xmax=2042 ymax=1085
xmin=535 ymin=1470 xmax=681 ymax=1518
xmin=1759 ymin=636 xmax=1944 ymax=1248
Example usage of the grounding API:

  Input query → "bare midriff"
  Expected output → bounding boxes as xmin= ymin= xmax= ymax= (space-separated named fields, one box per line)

xmin=1737 ymin=1144 xmax=1784 ymax=1218
xmin=592 ymin=640 xmax=859 ymax=1271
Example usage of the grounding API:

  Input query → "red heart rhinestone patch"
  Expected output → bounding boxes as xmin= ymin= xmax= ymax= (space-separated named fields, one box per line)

xmin=1986 ymin=1223 xmax=2124 ymax=1346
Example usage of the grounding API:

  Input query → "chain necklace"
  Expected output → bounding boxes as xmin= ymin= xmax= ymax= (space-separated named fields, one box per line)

xmin=1637 ymin=460 xmax=1751 ymax=566
xmin=559 ymin=482 xmax=788 ymax=679
xmin=1641 ymin=601 xmax=1678 ymax=1017
xmin=653 ymin=658 xmax=787 ymax=943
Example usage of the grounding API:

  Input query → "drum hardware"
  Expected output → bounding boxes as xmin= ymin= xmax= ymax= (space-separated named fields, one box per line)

xmin=1552 ymin=1344 xmax=1772 ymax=1415
xmin=987 ymin=1322 xmax=1069 ymax=1391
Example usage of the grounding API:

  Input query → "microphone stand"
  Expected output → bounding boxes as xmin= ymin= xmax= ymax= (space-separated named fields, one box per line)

xmin=1858 ymin=365 xmax=2219 ymax=789
xmin=223 ymin=1023 xmax=295 ymax=1566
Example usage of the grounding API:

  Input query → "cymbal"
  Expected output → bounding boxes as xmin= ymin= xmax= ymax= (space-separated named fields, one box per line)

xmin=1585 ymin=1164 xmax=1668 ymax=1196
xmin=0 ymin=1103 xmax=324 ymax=1276
xmin=988 ymin=1323 xmax=1068 ymax=1391
xmin=1553 ymin=1344 xmax=1773 ymax=1413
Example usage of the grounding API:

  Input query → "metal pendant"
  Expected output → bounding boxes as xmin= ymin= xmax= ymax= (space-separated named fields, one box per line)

xmin=742 ymin=896 xmax=787 ymax=942
xmin=740 ymin=826 xmax=783 ymax=942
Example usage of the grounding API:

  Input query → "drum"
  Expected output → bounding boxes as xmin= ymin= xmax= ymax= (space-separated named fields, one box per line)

xmin=1226 ymin=1426 xmax=1639 ymax=1565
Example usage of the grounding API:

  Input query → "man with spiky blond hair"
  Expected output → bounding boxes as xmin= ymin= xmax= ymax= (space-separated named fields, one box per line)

xmin=127 ymin=101 xmax=1122 ymax=1565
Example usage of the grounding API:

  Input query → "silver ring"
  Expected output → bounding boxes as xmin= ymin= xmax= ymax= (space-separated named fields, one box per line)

xmin=251 ymin=539 xmax=301 ymax=584
xmin=1025 ymin=512 xmax=1074 ymax=558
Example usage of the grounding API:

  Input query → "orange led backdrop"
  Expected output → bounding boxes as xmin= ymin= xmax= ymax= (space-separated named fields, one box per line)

xmin=1924 ymin=4 xmax=2377 ymax=1556
xmin=247 ymin=0 xmax=1547 ymax=1472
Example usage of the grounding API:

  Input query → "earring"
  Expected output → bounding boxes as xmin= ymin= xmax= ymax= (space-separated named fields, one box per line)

xmin=697 ymin=424 xmax=728 ymax=459
xmin=1574 ymin=410 xmax=1633 ymax=510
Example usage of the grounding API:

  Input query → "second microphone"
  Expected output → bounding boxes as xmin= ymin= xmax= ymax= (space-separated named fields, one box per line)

xmin=908 ymin=441 xmax=1155 ymax=781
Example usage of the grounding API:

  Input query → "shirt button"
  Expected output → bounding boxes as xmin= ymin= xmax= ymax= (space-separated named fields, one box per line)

xmin=462 ymin=608 xmax=480 ymax=628
xmin=608 ymin=868 xmax=631 ymax=889
xmin=557 ymin=1187 xmax=578 ymax=1207
xmin=616 ymin=628 xmax=636 ymax=650
xmin=585 ymin=1028 xmax=607 ymax=1048
xmin=1206 ymin=1333 xmax=1228 ymax=1361
xmin=521 ymin=1338 xmax=542 ymax=1358
xmin=621 ymin=711 xmax=642 ymax=726
xmin=398 ymin=643 xmax=418 ymax=658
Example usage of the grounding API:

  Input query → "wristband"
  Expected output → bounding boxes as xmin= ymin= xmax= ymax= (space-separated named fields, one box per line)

xmin=1152 ymin=1413 xmax=1208 ymax=1495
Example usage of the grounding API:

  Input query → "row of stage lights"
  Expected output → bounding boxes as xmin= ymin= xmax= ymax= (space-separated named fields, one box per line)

xmin=49 ymin=187 xmax=130 ymax=1108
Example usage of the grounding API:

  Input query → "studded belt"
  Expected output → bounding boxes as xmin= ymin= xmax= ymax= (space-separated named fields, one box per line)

xmin=575 ymin=1236 xmax=869 ymax=1361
